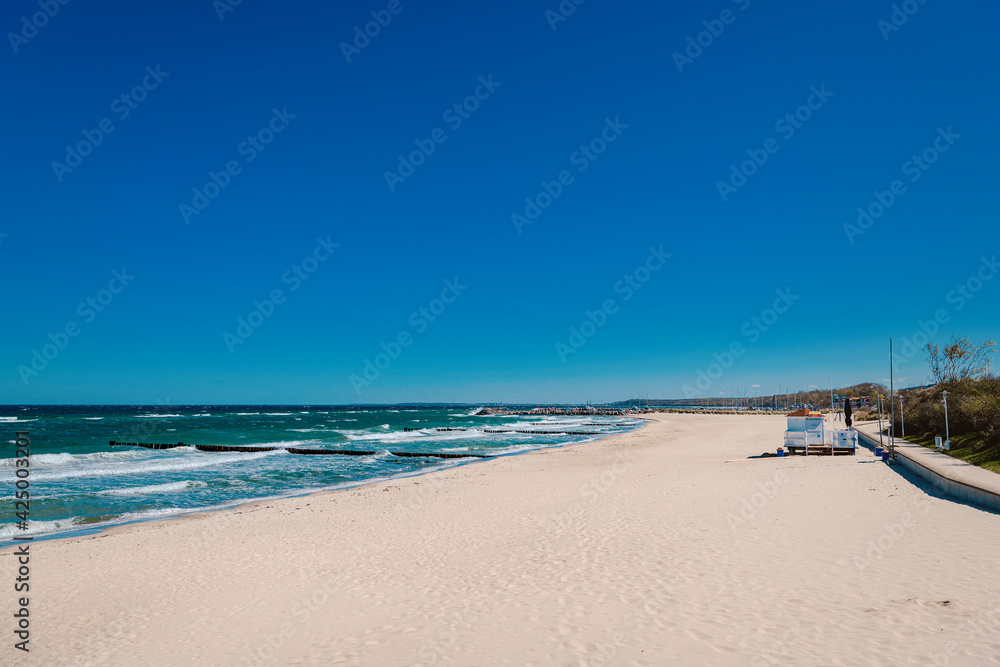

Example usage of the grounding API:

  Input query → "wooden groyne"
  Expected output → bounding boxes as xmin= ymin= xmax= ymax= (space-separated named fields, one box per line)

xmin=401 ymin=427 xmax=604 ymax=436
xmin=483 ymin=428 xmax=600 ymax=435
xmin=109 ymin=441 xmax=187 ymax=450
xmin=479 ymin=408 xmax=631 ymax=416
xmin=190 ymin=444 xmax=282 ymax=453
xmin=110 ymin=441 xmax=492 ymax=459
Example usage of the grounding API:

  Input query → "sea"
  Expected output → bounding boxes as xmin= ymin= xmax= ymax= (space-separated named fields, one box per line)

xmin=1 ymin=405 xmax=639 ymax=545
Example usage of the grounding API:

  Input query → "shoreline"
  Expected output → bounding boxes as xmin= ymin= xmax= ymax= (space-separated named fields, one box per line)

xmin=2 ymin=421 xmax=644 ymax=551
xmin=5 ymin=413 xmax=998 ymax=665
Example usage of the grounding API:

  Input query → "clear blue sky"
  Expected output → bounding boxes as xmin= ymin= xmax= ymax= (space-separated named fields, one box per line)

xmin=2 ymin=0 xmax=998 ymax=404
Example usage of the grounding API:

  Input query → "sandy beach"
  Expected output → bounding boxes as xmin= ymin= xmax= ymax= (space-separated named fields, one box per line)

xmin=5 ymin=413 xmax=999 ymax=666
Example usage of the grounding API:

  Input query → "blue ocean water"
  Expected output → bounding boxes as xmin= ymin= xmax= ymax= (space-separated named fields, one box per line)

xmin=1 ymin=406 xmax=638 ymax=544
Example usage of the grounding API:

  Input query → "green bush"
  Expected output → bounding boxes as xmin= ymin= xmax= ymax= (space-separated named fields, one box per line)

xmin=894 ymin=377 xmax=1000 ymax=448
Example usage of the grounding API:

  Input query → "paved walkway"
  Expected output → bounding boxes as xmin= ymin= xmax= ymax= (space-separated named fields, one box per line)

xmin=854 ymin=421 xmax=1000 ymax=512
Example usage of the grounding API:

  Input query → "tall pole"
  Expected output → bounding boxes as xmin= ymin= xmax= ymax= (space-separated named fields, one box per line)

xmin=899 ymin=395 xmax=905 ymax=439
xmin=877 ymin=391 xmax=884 ymax=448
xmin=890 ymin=338 xmax=895 ymax=459
xmin=943 ymin=390 xmax=950 ymax=445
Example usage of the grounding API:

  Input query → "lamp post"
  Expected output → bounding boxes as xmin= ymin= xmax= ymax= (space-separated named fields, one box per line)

xmin=942 ymin=390 xmax=950 ymax=447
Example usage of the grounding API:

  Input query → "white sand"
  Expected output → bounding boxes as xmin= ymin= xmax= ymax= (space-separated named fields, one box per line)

xmin=4 ymin=414 xmax=999 ymax=666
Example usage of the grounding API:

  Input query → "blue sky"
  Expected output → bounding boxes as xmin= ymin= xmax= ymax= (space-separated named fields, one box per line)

xmin=2 ymin=0 xmax=998 ymax=404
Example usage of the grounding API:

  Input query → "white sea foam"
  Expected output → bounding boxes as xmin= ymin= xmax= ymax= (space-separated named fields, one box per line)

xmin=361 ymin=449 xmax=395 ymax=462
xmin=0 ymin=518 xmax=80 ymax=540
xmin=489 ymin=443 xmax=558 ymax=456
xmin=26 ymin=465 xmax=447 ymax=540
xmin=15 ymin=452 xmax=77 ymax=466
xmin=0 ymin=417 xmax=36 ymax=422
xmin=0 ymin=410 xmax=635 ymax=545
xmin=30 ymin=449 xmax=287 ymax=482
xmin=338 ymin=428 xmax=490 ymax=444
xmin=134 ymin=414 xmax=184 ymax=418
xmin=0 ymin=449 xmax=148 ymax=469
xmin=0 ymin=447 xmax=496 ymax=543
xmin=246 ymin=439 xmax=323 ymax=448
xmin=99 ymin=480 xmax=207 ymax=496
xmin=84 ymin=417 xmax=104 ymax=420
xmin=451 ymin=407 xmax=486 ymax=417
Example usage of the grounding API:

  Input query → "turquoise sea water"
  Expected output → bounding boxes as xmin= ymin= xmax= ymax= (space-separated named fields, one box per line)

xmin=1 ymin=406 xmax=638 ymax=544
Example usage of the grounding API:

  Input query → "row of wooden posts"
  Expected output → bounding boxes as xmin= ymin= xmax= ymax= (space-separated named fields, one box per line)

xmin=109 ymin=441 xmax=491 ymax=459
xmin=400 ymin=427 xmax=603 ymax=436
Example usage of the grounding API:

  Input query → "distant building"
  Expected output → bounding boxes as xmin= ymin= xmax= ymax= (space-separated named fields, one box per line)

xmin=835 ymin=395 xmax=872 ymax=408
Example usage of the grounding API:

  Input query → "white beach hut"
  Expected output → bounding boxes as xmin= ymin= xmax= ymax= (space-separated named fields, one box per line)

xmin=783 ymin=409 xmax=856 ymax=455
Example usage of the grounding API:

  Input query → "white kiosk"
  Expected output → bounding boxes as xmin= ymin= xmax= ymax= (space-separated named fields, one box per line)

xmin=783 ymin=411 xmax=856 ymax=455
